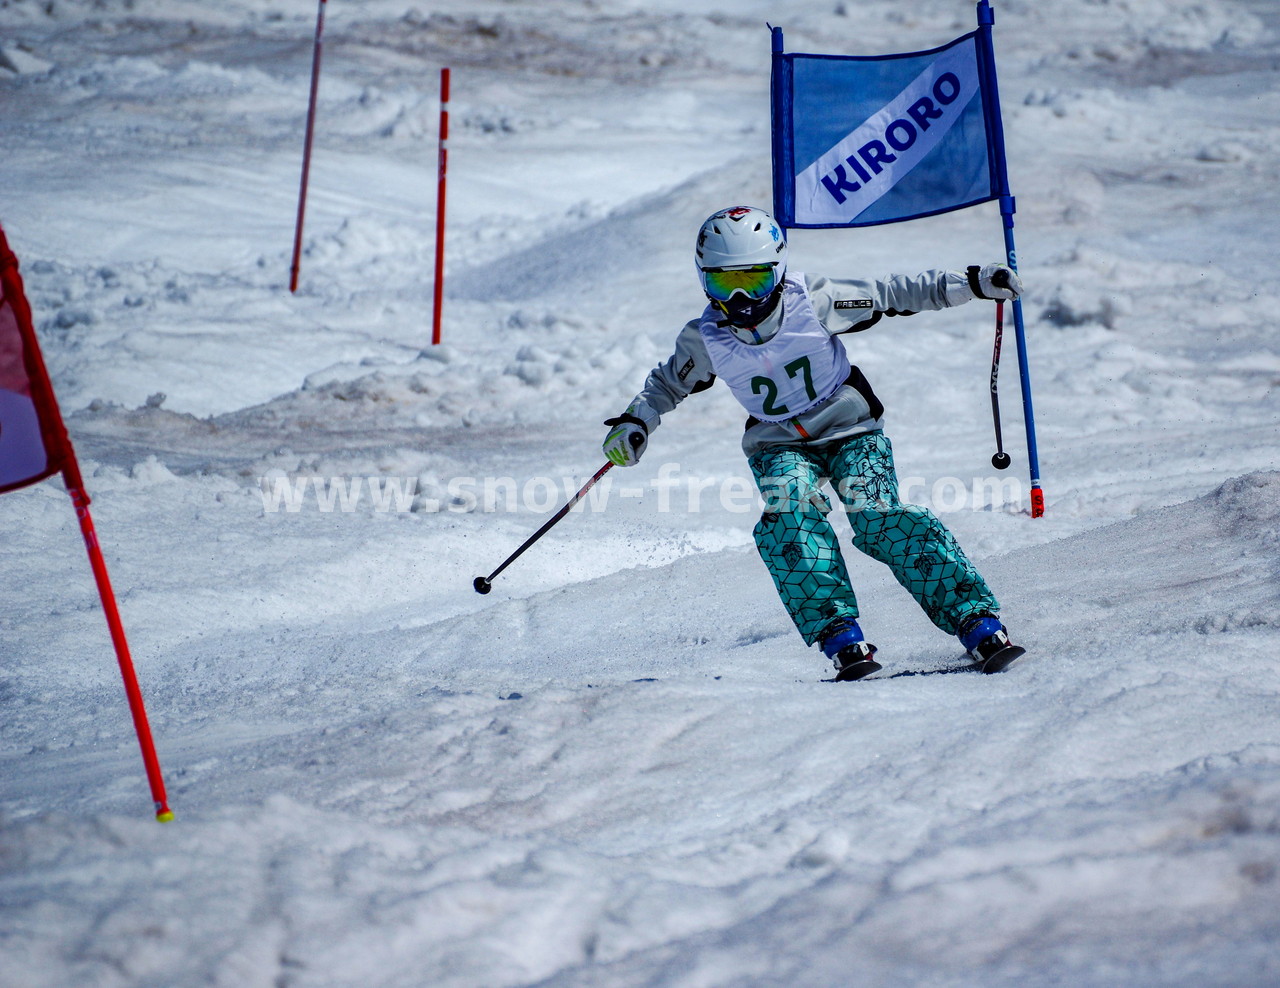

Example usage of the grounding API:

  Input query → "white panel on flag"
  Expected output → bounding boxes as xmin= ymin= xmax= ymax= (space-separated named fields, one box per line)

xmin=795 ymin=42 xmax=981 ymax=226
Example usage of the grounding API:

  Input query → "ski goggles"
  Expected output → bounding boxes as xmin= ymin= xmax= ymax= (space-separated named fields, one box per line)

xmin=702 ymin=264 xmax=781 ymax=302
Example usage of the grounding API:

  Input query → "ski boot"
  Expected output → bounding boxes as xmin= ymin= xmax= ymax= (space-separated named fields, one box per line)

xmin=820 ymin=617 xmax=881 ymax=682
xmin=959 ymin=614 xmax=1026 ymax=674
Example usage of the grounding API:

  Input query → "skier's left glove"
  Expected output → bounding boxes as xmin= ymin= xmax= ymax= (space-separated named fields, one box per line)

xmin=967 ymin=263 xmax=1023 ymax=301
xmin=603 ymin=412 xmax=649 ymax=467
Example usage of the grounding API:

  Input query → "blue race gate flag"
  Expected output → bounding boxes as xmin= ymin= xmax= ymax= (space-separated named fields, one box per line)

xmin=772 ymin=31 xmax=1000 ymax=229
xmin=771 ymin=1 xmax=1044 ymax=517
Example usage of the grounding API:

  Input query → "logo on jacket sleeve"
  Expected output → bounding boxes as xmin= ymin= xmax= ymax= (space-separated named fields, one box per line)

xmin=834 ymin=299 xmax=874 ymax=310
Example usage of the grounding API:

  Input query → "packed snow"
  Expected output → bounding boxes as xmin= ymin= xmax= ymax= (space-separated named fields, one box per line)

xmin=2 ymin=0 xmax=1279 ymax=985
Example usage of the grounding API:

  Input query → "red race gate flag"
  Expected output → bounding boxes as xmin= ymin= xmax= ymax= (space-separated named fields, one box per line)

xmin=0 ymin=224 xmax=174 ymax=822
xmin=0 ymin=239 xmax=66 ymax=492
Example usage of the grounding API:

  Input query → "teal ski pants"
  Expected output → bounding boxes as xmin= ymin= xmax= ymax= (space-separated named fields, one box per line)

xmin=747 ymin=431 xmax=998 ymax=646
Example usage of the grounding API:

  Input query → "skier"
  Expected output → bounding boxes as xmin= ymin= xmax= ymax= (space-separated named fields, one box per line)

xmin=602 ymin=205 xmax=1025 ymax=680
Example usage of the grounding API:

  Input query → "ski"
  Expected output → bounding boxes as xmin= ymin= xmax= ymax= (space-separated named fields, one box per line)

xmin=975 ymin=643 xmax=1027 ymax=674
xmin=832 ymin=655 xmax=883 ymax=682
xmin=822 ymin=644 xmax=1030 ymax=681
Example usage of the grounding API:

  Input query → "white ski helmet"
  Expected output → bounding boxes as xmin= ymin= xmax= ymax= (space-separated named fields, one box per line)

xmin=695 ymin=206 xmax=788 ymax=324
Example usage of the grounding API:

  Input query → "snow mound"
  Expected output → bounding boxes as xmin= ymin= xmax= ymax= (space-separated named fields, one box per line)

xmin=1207 ymin=471 xmax=1280 ymax=538
xmin=3 ymin=474 xmax=1280 ymax=987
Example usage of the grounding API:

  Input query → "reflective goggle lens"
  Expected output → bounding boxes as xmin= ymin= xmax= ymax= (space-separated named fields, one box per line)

xmin=702 ymin=265 xmax=779 ymax=302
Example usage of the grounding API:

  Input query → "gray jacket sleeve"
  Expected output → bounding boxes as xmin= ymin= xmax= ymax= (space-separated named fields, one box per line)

xmin=805 ymin=269 xmax=974 ymax=335
xmin=624 ymin=318 xmax=716 ymax=432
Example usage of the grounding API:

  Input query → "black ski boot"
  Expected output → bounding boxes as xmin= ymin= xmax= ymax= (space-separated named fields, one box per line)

xmin=959 ymin=615 xmax=1026 ymax=674
xmin=820 ymin=618 xmax=882 ymax=682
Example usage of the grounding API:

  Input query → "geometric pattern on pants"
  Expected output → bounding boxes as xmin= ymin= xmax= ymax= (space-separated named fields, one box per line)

xmin=748 ymin=430 xmax=999 ymax=646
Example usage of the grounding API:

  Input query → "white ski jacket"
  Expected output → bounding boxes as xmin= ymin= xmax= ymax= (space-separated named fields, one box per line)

xmin=627 ymin=268 xmax=976 ymax=456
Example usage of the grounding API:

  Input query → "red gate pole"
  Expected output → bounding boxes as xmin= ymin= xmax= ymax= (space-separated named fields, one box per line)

xmin=431 ymin=67 xmax=450 ymax=345
xmin=66 ymin=475 xmax=175 ymax=823
xmin=290 ymin=0 xmax=329 ymax=293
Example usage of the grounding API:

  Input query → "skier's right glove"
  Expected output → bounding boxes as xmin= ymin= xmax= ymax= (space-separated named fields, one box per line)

xmin=967 ymin=263 xmax=1023 ymax=301
xmin=603 ymin=412 xmax=649 ymax=467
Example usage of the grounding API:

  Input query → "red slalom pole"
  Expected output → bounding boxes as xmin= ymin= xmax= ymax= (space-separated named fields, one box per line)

xmin=290 ymin=0 xmax=328 ymax=293
xmin=67 ymin=480 xmax=174 ymax=822
xmin=431 ymin=67 xmax=450 ymax=345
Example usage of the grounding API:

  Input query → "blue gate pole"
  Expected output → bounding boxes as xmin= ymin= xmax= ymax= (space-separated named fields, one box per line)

xmin=976 ymin=0 xmax=1044 ymax=516
xmin=770 ymin=25 xmax=794 ymax=231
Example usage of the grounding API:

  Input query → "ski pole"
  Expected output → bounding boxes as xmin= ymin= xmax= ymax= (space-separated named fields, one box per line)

xmin=990 ymin=299 xmax=1011 ymax=470
xmin=473 ymin=462 xmax=614 ymax=594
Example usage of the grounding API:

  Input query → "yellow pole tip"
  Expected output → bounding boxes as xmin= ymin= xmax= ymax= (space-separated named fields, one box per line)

xmin=156 ymin=810 xmax=176 ymax=823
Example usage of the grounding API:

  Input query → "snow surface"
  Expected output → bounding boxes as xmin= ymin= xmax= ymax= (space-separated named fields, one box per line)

xmin=2 ymin=0 xmax=1279 ymax=985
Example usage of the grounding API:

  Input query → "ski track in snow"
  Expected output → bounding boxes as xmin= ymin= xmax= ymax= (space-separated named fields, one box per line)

xmin=1 ymin=0 xmax=1279 ymax=985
